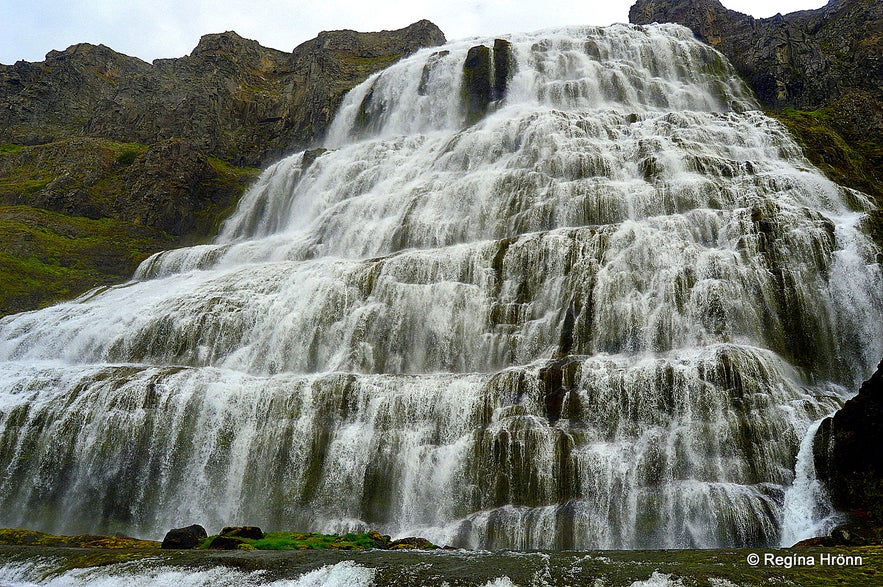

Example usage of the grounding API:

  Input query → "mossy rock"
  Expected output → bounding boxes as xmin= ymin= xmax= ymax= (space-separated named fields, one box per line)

xmin=0 ymin=528 xmax=160 ymax=549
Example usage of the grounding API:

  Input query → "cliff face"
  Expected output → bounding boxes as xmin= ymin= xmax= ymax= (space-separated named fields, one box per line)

xmin=629 ymin=0 xmax=882 ymax=243
xmin=629 ymin=0 xmax=881 ymax=110
xmin=814 ymin=360 xmax=883 ymax=542
xmin=1 ymin=20 xmax=445 ymax=167
xmin=0 ymin=21 xmax=445 ymax=315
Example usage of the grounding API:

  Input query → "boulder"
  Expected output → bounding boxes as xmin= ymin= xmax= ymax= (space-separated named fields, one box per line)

xmin=160 ymin=524 xmax=207 ymax=549
xmin=368 ymin=529 xmax=392 ymax=549
xmin=463 ymin=45 xmax=493 ymax=125
xmin=219 ymin=526 xmax=264 ymax=540
xmin=462 ymin=39 xmax=514 ymax=125
xmin=207 ymin=535 xmax=246 ymax=550
xmin=389 ymin=536 xmax=436 ymax=550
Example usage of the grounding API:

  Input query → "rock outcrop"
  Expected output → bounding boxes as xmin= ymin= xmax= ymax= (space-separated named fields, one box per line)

xmin=629 ymin=0 xmax=881 ymax=110
xmin=0 ymin=21 xmax=445 ymax=167
xmin=160 ymin=524 xmax=207 ymax=549
xmin=814 ymin=358 xmax=883 ymax=541
xmin=462 ymin=39 xmax=513 ymax=125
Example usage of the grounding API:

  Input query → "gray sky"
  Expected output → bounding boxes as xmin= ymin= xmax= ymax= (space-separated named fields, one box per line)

xmin=0 ymin=0 xmax=829 ymax=65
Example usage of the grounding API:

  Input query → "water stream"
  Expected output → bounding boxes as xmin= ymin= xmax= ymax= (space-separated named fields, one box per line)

xmin=0 ymin=23 xmax=880 ymax=550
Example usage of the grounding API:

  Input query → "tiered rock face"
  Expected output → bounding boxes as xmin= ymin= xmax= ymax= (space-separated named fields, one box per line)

xmin=629 ymin=0 xmax=883 ymax=544
xmin=0 ymin=21 xmax=445 ymax=315
xmin=629 ymin=0 xmax=882 ymax=244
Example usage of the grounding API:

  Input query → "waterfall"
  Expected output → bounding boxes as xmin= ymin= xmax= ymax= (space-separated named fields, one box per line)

xmin=0 ymin=23 xmax=880 ymax=549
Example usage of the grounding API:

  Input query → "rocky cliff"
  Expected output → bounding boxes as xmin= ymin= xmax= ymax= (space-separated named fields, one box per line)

xmin=814 ymin=360 xmax=883 ymax=543
xmin=1 ymin=20 xmax=445 ymax=166
xmin=630 ymin=0 xmax=882 ymax=244
xmin=0 ymin=21 xmax=445 ymax=315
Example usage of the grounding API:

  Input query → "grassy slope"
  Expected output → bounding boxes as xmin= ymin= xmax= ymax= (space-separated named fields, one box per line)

xmin=0 ymin=139 xmax=257 ymax=316
xmin=769 ymin=103 xmax=883 ymax=247
xmin=0 ymin=205 xmax=177 ymax=315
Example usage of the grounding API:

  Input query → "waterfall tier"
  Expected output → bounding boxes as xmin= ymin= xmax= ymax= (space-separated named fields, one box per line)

xmin=0 ymin=23 xmax=880 ymax=549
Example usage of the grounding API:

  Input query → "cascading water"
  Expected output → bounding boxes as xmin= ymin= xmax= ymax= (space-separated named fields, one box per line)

xmin=0 ymin=23 xmax=880 ymax=550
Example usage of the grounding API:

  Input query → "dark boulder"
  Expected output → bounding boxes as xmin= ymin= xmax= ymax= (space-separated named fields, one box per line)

xmin=160 ymin=524 xmax=207 ymax=549
xmin=463 ymin=45 xmax=493 ymax=125
xmin=492 ymin=39 xmax=513 ymax=99
xmin=219 ymin=526 xmax=264 ymax=540
xmin=207 ymin=535 xmax=246 ymax=550
xmin=792 ymin=524 xmax=870 ymax=548
xmin=462 ymin=40 xmax=514 ymax=125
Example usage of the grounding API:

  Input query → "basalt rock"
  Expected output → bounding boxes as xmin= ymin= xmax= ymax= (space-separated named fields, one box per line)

xmin=814 ymin=358 xmax=883 ymax=537
xmin=0 ymin=21 xmax=445 ymax=166
xmin=219 ymin=526 xmax=264 ymax=540
xmin=389 ymin=536 xmax=437 ymax=550
xmin=462 ymin=39 xmax=514 ymax=125
xmin=207 ymin=535 xmax=246 ymax=550
xmin=160 ymin=524 xmax=207 ymax=549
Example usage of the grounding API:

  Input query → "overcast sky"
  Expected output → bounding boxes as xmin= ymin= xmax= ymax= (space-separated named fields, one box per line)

xmin=0 ymin=0 xmax=829 ymax=65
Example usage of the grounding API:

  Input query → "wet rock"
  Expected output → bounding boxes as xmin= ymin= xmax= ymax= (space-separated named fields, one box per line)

xmin=462 ymin=39 xmax=514 ymax=125
xmin=219 ymin=526 xmax=264 ymax=540
xmin=207 ymin=535 xmax=246 ymax=550
xmin=814 ymin=358 xmax=883 ymax=539
xmin=627 ymin=0 xmax=883 ymax=222
xmin=389 ymin=537 xmax=436 ymax=550
xmin=160 ymin=524 xmax=207 ymax=549
xmin=301 ymin=148 xmax=327 ymax=171
xmin=792 ymin=524 xmax=869 ymax=547
xmin=538 ymin=358 xmax=581 ymax=424
xmin=463 ymin=45 xmax=493 ymax=125
xmin=492 ymin=39 xmax=513 ymax=99
xmin=368 ymin=529 xmax=392 ymax=549
xmin=629 ymin=0 xmax=881 ymax=111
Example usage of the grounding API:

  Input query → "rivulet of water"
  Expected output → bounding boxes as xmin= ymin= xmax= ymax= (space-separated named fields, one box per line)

xmin=0 ymin=23 xmax=880 ymax=549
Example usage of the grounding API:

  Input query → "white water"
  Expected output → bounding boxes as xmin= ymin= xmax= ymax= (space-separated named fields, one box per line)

xmin=0 ymin=23 xmax=880 ymax=549
xmin=779 ymin=417 xmax=844 ymax=545
xmin=0 ymin=560 xmax=375 ymax=587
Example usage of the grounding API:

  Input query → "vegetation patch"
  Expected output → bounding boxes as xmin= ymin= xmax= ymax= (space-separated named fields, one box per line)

xmin=0 ymin=528 xmax=159 ymax=549
xmin=769 ymin=106 xmax=883 ymax=205
xmin=196 ymin=531 xmax=400 ymax=551
xmin=0 ymin=205 xmax=176 ymax=316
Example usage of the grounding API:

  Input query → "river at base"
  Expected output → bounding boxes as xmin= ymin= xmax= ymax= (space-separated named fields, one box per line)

xmin=0 ymin=545 xmax=877 ymax=587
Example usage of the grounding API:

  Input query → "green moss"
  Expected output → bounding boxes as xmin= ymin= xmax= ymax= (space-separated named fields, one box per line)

xmin=115 ymin=148 xmax=140 ymax=166
xmin=0 ymin=205 xmax=176 ymax=316
xmin=0 ymin=138 xmax=257 ymax=313
xmin=769 ymin=107 xmax=883 ymax=204
xmin=0 ymin=528 xmax=159 ymax=549
xmin=0 ymin=143 xmax=24 ymax=154
xmin=196 ymin=531 xmax=383 ymax=551
xmin=193 ymin=157 xmax=259 ymax=241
